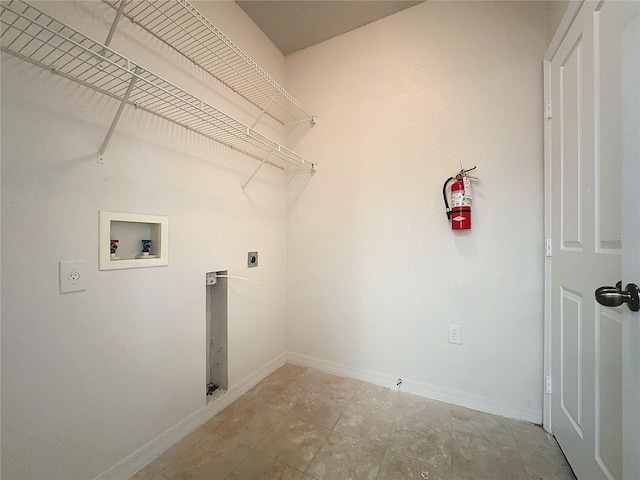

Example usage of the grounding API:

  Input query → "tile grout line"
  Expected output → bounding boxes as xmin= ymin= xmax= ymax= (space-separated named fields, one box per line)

xmin=289 ymin=369 xmax=324 ymax=477
xmin=509 ymin=422 xmax=531 ymax=479
xmin=306 ymin=380 xmax=385 ymax=480
xmin=215 ymin=369 xmax=310 ymax=478
xmin=145 ymin=364 xmax=572 ymax=480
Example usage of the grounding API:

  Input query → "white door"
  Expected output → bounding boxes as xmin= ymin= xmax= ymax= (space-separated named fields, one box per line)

xmin=619 ymin=3 xmax=640 ymax=478
xmin=547 ymin=1 xmax=639 ymax=479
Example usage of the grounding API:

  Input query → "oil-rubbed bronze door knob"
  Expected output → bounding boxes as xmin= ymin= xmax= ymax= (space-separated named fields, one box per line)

xmin=595 ymin=281 xmax=640 ymax=312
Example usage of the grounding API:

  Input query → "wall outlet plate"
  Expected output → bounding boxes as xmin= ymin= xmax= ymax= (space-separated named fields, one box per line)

xmin=248 ymin=252 xmax=258 ymax=268
xmin=59 ymin=260 xmax=86 ymax=294
xmin=448 ymin=324 xmax=462 ymax=345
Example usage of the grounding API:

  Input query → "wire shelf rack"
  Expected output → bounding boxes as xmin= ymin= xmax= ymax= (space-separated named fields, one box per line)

xmin=103 ymin=0 xmax=315 ymax=127
xmin=0 ymin=0 xmax=315 ymax=173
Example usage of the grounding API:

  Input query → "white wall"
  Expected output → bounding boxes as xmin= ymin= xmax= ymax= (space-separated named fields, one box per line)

xmin=285 ymin=1 xmax=548 ymax=421
xmin=0 ymin=1 xmax=288 ymax=478
xmin=546 ymin=0 xmax=570 ymax=45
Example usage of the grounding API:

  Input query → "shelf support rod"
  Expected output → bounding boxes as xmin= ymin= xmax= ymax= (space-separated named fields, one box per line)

xmin=285 ymin=115 xmax=317 ymax=127
xmin=241 ymin=150 xmax=273 ymax=193
xmin=97 ymin=67 xmax=139 ymax=164
xmin=250 ymin=93 xmax=278 ymax=129
xmin=104 ymin=0 xmax=128 ymax=48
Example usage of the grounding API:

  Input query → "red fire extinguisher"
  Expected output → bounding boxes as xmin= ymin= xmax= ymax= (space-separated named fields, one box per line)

xmin=443 ymin=166 xmax=477 ymax=230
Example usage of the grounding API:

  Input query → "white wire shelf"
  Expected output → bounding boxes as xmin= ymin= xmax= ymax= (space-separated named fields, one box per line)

xmin=103 ymin=0 xmax=316 ymax=127
xmin=0 ymin=0 xmax=315 ymax=173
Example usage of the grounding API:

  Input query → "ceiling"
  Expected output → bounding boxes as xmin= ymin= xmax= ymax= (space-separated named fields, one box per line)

xmin=236 ymin=1 xmax=423 ymax=56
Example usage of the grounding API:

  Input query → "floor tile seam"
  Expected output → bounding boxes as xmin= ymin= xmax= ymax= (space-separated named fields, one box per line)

xmin=325 ymin=426 xmax=390 ymax=452
xmin=251 ymin=439 xmax=292 ymax=467
xmin=514 ymin=437 xmax=559 ymax=454
xmin=352 ymin=385 xmax=402 ymax=410
xmin=396 ymin=404 xmax=454 ymax=417
xmin=206 ymin=431 xmax=254 ymax=459
xmin=451 ymin=409 xmax=513 ymax=426
xmin=269 ymin=457 xmax=308 ymax=479
xmin=332 ymin=416 xmax=395 ymax=446
xmin=452 ymin=435 xmax=529 ymax=480
xmin=346 ymin=395 xmax=399 ymax=420
xmin=280 ymin=385 xmax=331 ymax=429
xmin=451 ymin=413 xmax=514 ymax=428
xmin=202 ymin=420 xmax=276 ymax=455
xmin=295 ymin=424 xmax=333 ymax=477
xmin=508 ymin=422 xmax=552 ymax=444
xmin=389 ymin=392 xmax=402 ymax=436
xmin=219 ymin=447 xmax=255 ymax=480
xmin=450 ymin=429 xmax=521 ymax=455
xmin=283 ymin=405 xmax=344 ymax=432
xmin=451 ymin=426 xmax=517 ymax=446
xmin=307 ymin=386 xmax=361 ymax=405
xmin=391 ymin=406 xmax=455 ymax=433
xmin=301 ymin=431 xmax=387 ymax=480
xmin=245 ymin=411 xmax=292 ymax=452
xmin=221 ymin=450 xmax=306 ymax=480
xmin=300 ymin=385 xmax=359 ymax=410
xmin=241 ymin=393 xmax=290 ymax=417
xmin=385 ymin=440 xmax=454 ymax=474
xmin=342 ymin=380 xmax=362 ymax=403
xmin=512 ymin=444 xmax=533 ymax=480
xmin=509 ymin=419 xmax=544 ymax=431
xmin=301 ymin=393 xmax=352 ymax=432
xmin=385 ymin=448 xmax=453 ymax=477
xmin=155 ymin=439 xmax=252 ymax=480
xmin=451 ymin=422 xmax=516 ymax=437
xmin=327 ymin=404 xmax=349 ymax=433
xmin=282 ymin=376 xmax=309 ymax=389
xmin=247 ymin=396 xmax=297 ymax=415
xmin=251 ymin=414 xmax=332 ymax=471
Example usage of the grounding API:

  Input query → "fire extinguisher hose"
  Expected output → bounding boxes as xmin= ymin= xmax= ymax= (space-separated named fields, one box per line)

xmin=442 ymin=176 xmax=454 ymax=219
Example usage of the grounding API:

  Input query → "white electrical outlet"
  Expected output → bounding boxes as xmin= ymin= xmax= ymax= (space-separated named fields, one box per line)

xmin=59 ymin=260 xmax=86 ymax=294
xmin=448 ymin=324 xmax=462 ymax=345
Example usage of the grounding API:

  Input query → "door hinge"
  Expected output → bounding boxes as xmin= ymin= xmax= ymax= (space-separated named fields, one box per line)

xmin=545 ymin=100 xmax=552 ymax=119
xmin=545 ymin=375 xmax=552 ymax=394
xmin=546 ymin=238 xmax=552 ymax=257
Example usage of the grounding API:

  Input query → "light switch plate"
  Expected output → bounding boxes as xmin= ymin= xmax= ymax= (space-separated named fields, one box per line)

xmin=247 ymin=252 xmax=258 ymax=268
xmin=59 ymin=260 xmax=86 ymax=294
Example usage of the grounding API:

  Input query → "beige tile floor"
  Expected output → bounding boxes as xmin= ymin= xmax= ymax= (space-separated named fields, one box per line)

xmin=132 ymin=364 xmax=576 ymax=480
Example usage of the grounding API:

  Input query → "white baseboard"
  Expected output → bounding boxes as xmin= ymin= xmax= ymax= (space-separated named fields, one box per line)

xmin=286 ymin=352 xmax=542 ymax=424
xmin=94 ymin=352 xmax=287 ymax=480
xmin=95 ymin=350 xmax=542 ymax=479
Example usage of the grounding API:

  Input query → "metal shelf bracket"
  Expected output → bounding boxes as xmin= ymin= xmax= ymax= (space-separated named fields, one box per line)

xmin=97 ymin=67 xmax=139 ymax=164
xmin=104 ymin=0 xmax=128 ymax=48
xmin=241 ymin=150 xmax=273 ymax=193
xmin=251 ymin=92 xmax=277 ymax=130
xmin=286 ymin=115 xmax=317 ymax=128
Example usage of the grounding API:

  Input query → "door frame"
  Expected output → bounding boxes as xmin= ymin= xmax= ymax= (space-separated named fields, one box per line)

xmin=542 ymin=0 xmax=585 ymax=434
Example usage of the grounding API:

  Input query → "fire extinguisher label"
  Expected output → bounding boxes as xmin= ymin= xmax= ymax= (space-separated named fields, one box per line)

xmin=463 ymin=177 xmax=473 ymax=200
xmin=451 ymin=190 xmax=465 ymax=207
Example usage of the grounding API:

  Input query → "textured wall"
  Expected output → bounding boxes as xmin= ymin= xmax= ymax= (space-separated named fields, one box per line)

xmin=285 ymin=0 xmax=548 ymax=421
xmin=1 ymin=1 xmax=288 ymax=478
